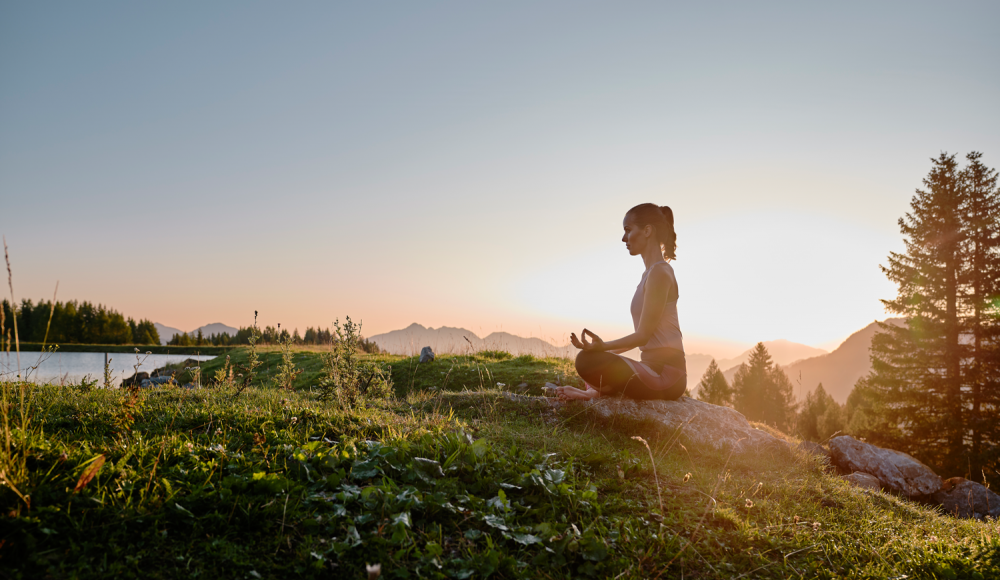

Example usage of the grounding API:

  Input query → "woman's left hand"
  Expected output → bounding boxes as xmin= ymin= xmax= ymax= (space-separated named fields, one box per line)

xmin=571 ymin=329 xmax=605 ymax=351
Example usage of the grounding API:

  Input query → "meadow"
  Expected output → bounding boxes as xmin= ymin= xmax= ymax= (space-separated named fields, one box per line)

xmin=1 ymin=345 xmax=998 ymax=579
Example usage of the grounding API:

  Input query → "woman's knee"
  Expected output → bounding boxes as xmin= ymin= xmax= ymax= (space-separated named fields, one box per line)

xmin=575 ymin=350 xmax=600 ymax=374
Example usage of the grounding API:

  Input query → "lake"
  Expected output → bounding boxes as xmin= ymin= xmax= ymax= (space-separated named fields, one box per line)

xmin=0 ymin=351 xmax=216 ymax=385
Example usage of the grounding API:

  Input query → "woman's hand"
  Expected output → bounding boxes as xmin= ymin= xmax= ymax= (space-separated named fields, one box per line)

xmin=570 ymin=329 xmax=606 ymax=351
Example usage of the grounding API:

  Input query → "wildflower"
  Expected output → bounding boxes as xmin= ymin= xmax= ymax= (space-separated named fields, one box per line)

xmin=745 ymin=499 xmax=754 ymax=508
xmin=291 ymin=416 xmax=298 ymax=425
xmin=683 ymin=472 xmax=691 ymax=482
xmin=812 ymin=522 xmax=822 ymax=531
xmin=366 ymin=563 xmax=381 ymax=580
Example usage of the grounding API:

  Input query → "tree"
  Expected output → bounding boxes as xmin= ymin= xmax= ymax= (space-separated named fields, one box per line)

xmin=731 ymin=343 xmax=797 ymax=432
xmin=796 ymin=383 xmax=844 ymax=443
xmin=959 ymin=152 xmax=1000 ymax=477
xmin=695 ymin=359 xmax=732 ymax=407
xmin=865 ymin=152 xmax=1000 ymax=480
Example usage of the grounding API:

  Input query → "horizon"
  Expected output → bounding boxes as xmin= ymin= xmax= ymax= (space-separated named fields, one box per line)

xmin=3 ymin=2 xmax=998 ymax=358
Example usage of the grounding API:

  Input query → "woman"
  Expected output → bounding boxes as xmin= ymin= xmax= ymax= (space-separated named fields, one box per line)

xmin=555 ymin=203 xmax=686 ymax=401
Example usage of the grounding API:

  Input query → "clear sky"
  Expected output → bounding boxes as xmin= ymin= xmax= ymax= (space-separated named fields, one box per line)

xmin=2 ymin=2 xmax=998 ymax=358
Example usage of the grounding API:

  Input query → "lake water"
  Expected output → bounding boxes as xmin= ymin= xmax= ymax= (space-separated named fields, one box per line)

xmin=0 ymin=351 xmax=216 ymax=385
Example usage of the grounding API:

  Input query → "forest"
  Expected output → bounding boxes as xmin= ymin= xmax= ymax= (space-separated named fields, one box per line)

xmin=0 ymin=298 xmax=160 ymax=346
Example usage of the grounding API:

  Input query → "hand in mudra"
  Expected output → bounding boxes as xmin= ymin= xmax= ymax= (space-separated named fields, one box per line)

xmin=570 ymin=329 xmax=605 ymax=351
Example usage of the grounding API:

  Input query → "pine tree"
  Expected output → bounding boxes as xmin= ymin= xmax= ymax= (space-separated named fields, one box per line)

xmin=959 ymin=152 xmax=1000 ymax=477
xmin=866 ymin=152 xmax=1000 ymax=479
xmin=695 ymin=359 xmax=732 ymax=406
xmin=731 ymin=343 xmax=797 ymax=432
xmin=796 ymin=383 xmax=845 ymax=443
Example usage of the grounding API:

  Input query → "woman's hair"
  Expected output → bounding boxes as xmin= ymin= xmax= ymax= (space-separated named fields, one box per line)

xmin=627 ymin=203 xmax=677 ymax=260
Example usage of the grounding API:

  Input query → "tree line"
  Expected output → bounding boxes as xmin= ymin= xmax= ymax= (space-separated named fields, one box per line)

xmin=0 ymin=299 xmax=160 ymax=347
xmin=167 ymin=324 xmax=381 ymax=353
xmin=696 ymin=152 xmax=1000 ymax=486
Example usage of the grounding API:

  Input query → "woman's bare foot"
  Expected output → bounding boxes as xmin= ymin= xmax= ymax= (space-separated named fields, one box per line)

xmin=556 ymin=385 xmax=600 ymax=401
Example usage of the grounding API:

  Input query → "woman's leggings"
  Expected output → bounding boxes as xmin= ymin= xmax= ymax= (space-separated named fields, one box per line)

xmin=575 ymin=350 xmax=686 ymax=401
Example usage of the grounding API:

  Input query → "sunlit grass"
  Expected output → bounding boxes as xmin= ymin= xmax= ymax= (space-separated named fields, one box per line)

xmin=1 ymin=347 xmax=998 ymax=579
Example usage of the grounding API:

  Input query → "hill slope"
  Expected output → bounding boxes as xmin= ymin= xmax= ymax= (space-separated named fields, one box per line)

xmin=718 ymin=319 xmax=905 ymax=403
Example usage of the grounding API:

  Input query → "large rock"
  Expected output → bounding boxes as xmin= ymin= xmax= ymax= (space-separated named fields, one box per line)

xmin=829 ymin=436 xmax=941 ymax=498
xmin=842 ymin=472 xmax=881 ymax=491
xmin=932 ymin=477 xmax=1000 ymax=520
xmin=419 ymin=346 xmax=435 ymax=363
xmin=582 ymin=396 xmax=790 ymax=455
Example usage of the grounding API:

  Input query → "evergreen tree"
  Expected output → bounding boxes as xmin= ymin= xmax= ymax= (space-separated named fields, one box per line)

xmin=731 ymin=343 xmax=797 ymax=432
xmin=866 ymin=152 xmax=1000 ymax=479
xmin=796 ymin=383 xmax=845 ymax=443
xmin=695 ymin=359 xmax=732 ymax=406
xmin=958 ymin=151 xmax=1000 ymax=477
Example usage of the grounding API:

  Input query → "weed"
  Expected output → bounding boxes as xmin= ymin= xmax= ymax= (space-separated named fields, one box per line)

xmin=318 ymin=317 xmax=392 ymax=404
xmin=273 ymin=324 xmax=301 ymax=391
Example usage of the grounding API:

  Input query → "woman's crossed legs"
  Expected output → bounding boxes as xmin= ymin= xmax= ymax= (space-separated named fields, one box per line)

xmin=556 ymin=350 xmax=685 ymax=401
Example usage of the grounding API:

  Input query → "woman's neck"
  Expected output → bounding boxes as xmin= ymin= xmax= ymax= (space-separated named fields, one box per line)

xmin=642 ymin=246 xmax=665 ymax=270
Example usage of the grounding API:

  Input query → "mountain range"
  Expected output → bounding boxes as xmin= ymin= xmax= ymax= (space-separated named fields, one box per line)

xmin=368 ymin=323 xmax=577 ymax=358
xmin=154 ymin=322 xmax=240 ymax=345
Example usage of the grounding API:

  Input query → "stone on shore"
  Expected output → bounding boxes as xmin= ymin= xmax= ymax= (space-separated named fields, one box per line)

xmin=842 ymin=472 xmax=882 ymax=491
xmin=829 ymin=435 xmax=941 ymax=498
xmin=932 ymin=477 xmax=1000 ymax=520
xmin=419 ymin=346 xmax=435 ymax=363
xmin=582 ymin=396 xmax=790 ymax=456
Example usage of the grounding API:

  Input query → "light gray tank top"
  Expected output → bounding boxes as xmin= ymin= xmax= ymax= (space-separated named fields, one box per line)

xmin=630 ymin=262 xmax=684 ymax=352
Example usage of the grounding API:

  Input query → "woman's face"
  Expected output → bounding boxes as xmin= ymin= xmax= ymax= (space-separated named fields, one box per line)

xmin=622 ymin=213 xmax=651 ymax=256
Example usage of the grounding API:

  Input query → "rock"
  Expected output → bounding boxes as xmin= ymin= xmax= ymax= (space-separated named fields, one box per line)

xmin=140 ymin=376 xmax=176 ymax=388
xmin=797 ymin=441 xmax=830 ymax=459
xmin=121 ymin=371 xmax=149 ymax=388
xmin=842 ymin=472 xmax=881 ymax=491
xmin=582 ymin=397 xmax=790 ymax=456
xmin=419 ymin=346 xmax=435 ymax=363
xmin=931 ymin=477 xmax=1000 ymax=520
xmin=829 ymin=436 xmax=941 ymax=498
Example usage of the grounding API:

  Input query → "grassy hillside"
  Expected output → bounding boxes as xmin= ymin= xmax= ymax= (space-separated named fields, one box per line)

xmin=1 ymin=348 xmax=997 ymax=579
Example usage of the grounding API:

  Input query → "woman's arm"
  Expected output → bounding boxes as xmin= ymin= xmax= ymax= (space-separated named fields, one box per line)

xmin=572 ymin=265 xmax=671 ymax=352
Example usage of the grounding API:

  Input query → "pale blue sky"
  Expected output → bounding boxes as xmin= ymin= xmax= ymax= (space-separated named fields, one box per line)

xmin=2 ymin=2 xmax=998 ymax=356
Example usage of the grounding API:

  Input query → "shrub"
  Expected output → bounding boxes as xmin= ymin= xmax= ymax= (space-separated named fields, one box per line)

xmin=318 ymin=316 xmax=392 ymax=404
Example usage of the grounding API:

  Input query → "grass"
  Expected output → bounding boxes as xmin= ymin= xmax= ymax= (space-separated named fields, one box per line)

xmin=1 ymin=347 xmax=998 ymax=579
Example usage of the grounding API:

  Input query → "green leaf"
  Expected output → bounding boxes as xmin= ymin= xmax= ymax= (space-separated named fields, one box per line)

xmin=509 ymin=533 xmax=542 ymax=545
xmin=482 ymin=515 xmax=508 ymax=531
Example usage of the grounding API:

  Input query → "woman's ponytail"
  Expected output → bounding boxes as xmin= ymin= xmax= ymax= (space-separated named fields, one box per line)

xmin=658 ymin=205 xmax=676 ymax=260
xmin=626 ymin=203 xmax=677 ymax=260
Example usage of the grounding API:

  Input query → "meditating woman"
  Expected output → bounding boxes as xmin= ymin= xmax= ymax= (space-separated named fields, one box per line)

xmin=555 ymin=203 xmax=686 ymax=401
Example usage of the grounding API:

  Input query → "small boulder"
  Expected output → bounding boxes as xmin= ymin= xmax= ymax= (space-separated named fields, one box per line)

xmin=842 ymin=472 xmax=881 ymax=491
xmin=583 ymin=397 xmax=790 ymax=456
xmin=419 ymin=346 xmax=435 ymax=363
xmin=829 ymin=436 xmax=941 ymax=499
xmin=932 ymin=477 xmax=1000 ymax=520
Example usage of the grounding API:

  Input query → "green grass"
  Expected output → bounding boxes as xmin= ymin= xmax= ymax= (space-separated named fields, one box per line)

xmin=1 ymin=348 xmax=998 ymax=579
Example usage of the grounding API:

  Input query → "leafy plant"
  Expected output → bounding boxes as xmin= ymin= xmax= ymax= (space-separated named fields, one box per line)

xmin=273 ymin=324 xmax=302 ymax=391
xmin=318 ymin=317 xmax=393 ymax=404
